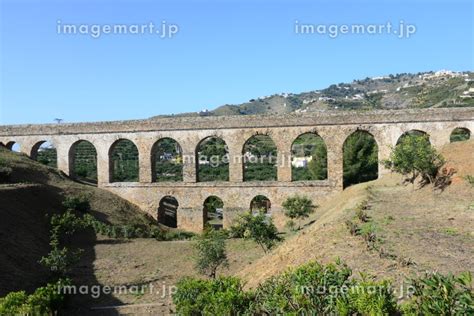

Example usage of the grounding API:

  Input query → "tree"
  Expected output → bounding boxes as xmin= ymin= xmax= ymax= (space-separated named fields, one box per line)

xmin=308 ymin=141 xmax=328 ymax=180
xmin=384 ymin=135 xmax=445 ymax=185
xmin=282 ymin=195 xmax=316 ymax=230
xmin=194 ymin=228 xmax=228 ymax=279
xmin=230 ymin=211 xmax=281 ymax=253
xmin=343 ymin=131 xmax=378 ymax=187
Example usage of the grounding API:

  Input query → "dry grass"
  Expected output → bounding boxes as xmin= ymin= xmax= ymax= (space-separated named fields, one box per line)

xmin=237 ymin=139 xmax=474 ymax=288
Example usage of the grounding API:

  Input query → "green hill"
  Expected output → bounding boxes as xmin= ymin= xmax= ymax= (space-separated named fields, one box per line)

xmin=151 ymin=70 xmax=474 ymax=118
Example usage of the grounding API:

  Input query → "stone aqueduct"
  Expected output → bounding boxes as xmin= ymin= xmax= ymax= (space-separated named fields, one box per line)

xmin=1 ymin=108 xmax=473 ymax=232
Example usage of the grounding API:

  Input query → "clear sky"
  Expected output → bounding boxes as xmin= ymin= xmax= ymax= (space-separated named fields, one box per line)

xmin=0 ymin=0 xmax=472 ymax=125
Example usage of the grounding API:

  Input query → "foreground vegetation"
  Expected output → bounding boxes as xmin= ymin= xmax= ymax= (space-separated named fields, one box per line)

xmin=173 ymin=260 xmax=473 ymax=315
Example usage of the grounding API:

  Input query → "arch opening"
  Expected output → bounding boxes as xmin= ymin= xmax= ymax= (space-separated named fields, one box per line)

xmin=450 ymin=127 xmax=471 ymax=143
xmin=291 ymin=133 xmax=327 ymax=181
xmin=32 ymin=141 xmax=57 ymax=168
xmin=158 ymin=196 xmax=178 ymax=228
xmin=203 ymin=196 xmax=224 ymax=229
xmin=250 ymin=195 xmax=271 ymax=214
xmin=70 ymin=140 xmax=98 ymax=184
xmin=243 ymin=135 xmax=277 ymax=181
xmin=343 ymin=130 xmax=378 ymax=188
xmin=197 ymin=136 xmax=229 ymax=182
xmin=6 ymin=141 xmax=21 ymax=152
xmin=109 ymin=139 xmax=139 ymax=182
xmin=152 ymin=138 xmax=183 ymax=182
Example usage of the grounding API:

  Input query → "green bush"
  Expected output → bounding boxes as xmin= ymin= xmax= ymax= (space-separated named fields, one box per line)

xmin=39 ymin=244 xmax=84 ymax=277
xmin=173 ymin=277 xmax=252 ymax=316
xmin=62 ymin=194 xmax=91 ymax=213
xmin=465 ymin=175 xmax=474 ymax=187
xmin=401 ymin=272 xmax=473 ymax=315
xmin=336 ymin=277 xmax=397 ymax=315
xmin=50 ymin=210 xmax=86 ymax=241
xmin=194 ymin=228 xmax=228 ymax=278
xmin=81 ymin=213 xmax=194 ymax=241
xmin=384 ymin=135 xmax=445 ymax=185
xmin=173 ymin=260 xmax=473 ymax=315
xmin=253 ymin=260 xmax=353 ymax=314
xmin=230 ymin=211 xmax=281 ymax=252
xmin=162 ymin=230 xmax=195 ymax=241
xmin=282 ymin=195 xmax=316 ymax=229
xmin=0 ymin=279 xmax=70 ymax=315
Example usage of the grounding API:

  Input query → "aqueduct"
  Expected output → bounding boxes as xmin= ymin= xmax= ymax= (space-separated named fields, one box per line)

xmin=1 ymin=108 xmax=473 ymax=232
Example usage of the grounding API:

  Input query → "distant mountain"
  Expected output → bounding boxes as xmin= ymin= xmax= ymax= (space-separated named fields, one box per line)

xmin=150 ymin=70 xmax=474 ymax=119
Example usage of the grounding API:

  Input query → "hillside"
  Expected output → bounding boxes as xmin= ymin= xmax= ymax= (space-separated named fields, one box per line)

xmin=53 ymin=140 xmax=473 ymax=315
xmin=0 ymin=147 xmax=155 ymax=296
xmin=237 ymin=139 xmax=474 ymax=289
xmin=151 ymin=70 xmax=474 ymax=118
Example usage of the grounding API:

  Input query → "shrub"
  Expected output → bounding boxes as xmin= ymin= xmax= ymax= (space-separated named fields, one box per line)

xmin=230 ymin=211 xmax=282 ymax=253
xmin=39 ymin=244 xmax=84 ymax=277
xmin=82 ymin=213 xmax=194 ymax=241
xmin=285 ymin=219 xmax=297 ymax=232
xmin=0 ymin=279 xmax=70 ymax=315
xmin=282 ymin=195 xmax=316 ymax=229
xmin=336 ymin=277 xmax=397 ymax=315
xmin=62 ymin=194 xmax=91 ymax=213
xmin=227 ymin=221 xmax=246 ymax=238
xmin=194 ymin=228 xmax=228 ymax=279
xmin=465 ymin=175 xmax=474 ymax=187
xmin=355 ymin=201 xmax=370 ymax=222
xmin=401 ymin=272 xmax=474 ymax=315
xmin=173 ymin=277 xmax=252 ymax=316
xmin=162 ymin=230 xmax=195 ymax=241
xmin=0 ymin=291 xmax=29 ymax=315
xmin=253 ymin=260 xmax=353 ymax=314
xmin=41 ymin=211 xmax=85 ymax=276
xmin=345 ymin=220 xmax=360 ymax=236
xmin=50 ymin=210 xmax=86 ymax=242
xmin=384 ymin=135 xmax=445 ymax=185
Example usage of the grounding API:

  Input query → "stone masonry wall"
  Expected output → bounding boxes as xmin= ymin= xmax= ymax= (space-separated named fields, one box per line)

xmin=1 ymin=108 xmax=473 ymax=232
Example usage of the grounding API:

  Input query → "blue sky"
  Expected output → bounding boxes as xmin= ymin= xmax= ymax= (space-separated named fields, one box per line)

xmin=0 ymin=0 xmax=472 ymax=125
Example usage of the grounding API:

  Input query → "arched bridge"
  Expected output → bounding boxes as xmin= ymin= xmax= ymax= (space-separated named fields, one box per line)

xmin=1 ymin=108 xmax=473 ymax=232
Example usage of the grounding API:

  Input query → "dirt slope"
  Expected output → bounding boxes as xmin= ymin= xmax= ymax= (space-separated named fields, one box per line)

xmin=0 ymin=148 xmax=154 ymax=296
xmin=238 ymin=140 xmax=474 ymax=289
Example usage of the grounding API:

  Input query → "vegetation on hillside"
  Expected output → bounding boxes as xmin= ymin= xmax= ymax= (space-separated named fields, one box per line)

xmin=173 ymin=260 xmax=473 ymax=315
xmin=150 ymin=71 xmax=474 ymax=118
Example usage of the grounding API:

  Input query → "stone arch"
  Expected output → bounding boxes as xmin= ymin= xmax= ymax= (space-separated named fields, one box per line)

xmin=250 ymin=195 xmax=271 ymax=213
xmin=69 ymin=140 xmax=98 ymax=184
xmin=397 ymin=130 xmax=430 ymax=145
xmin=203 ymin=195 xmax=224 ymax=229
xmin=109 ymin=138 xmax=139 ymax=182
xmin=31 ymin=140 xmax=57 ymax=168
xmin=151 ymin=138 xmax=183 ymax=182
xmin=242 ymin=134 xmax=278 ymax=181
xmin=450 ymin=127 xmax=471 ymax=143
xmin=196 ymin=136 xmax=229 ymax=182
xmin=343 ymin=130 xmax=379 ymax=188
xmin=158 ymin=196 xmax=178 ymax=228
xmin=291 ymin=132 xmax=327 ymax=181
xmin=6 ymin=141 xmax=21 ymax=152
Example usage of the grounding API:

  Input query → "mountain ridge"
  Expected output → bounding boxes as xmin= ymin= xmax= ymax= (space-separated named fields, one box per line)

xmin=150 ymin=70 xmax=474 ymax=119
